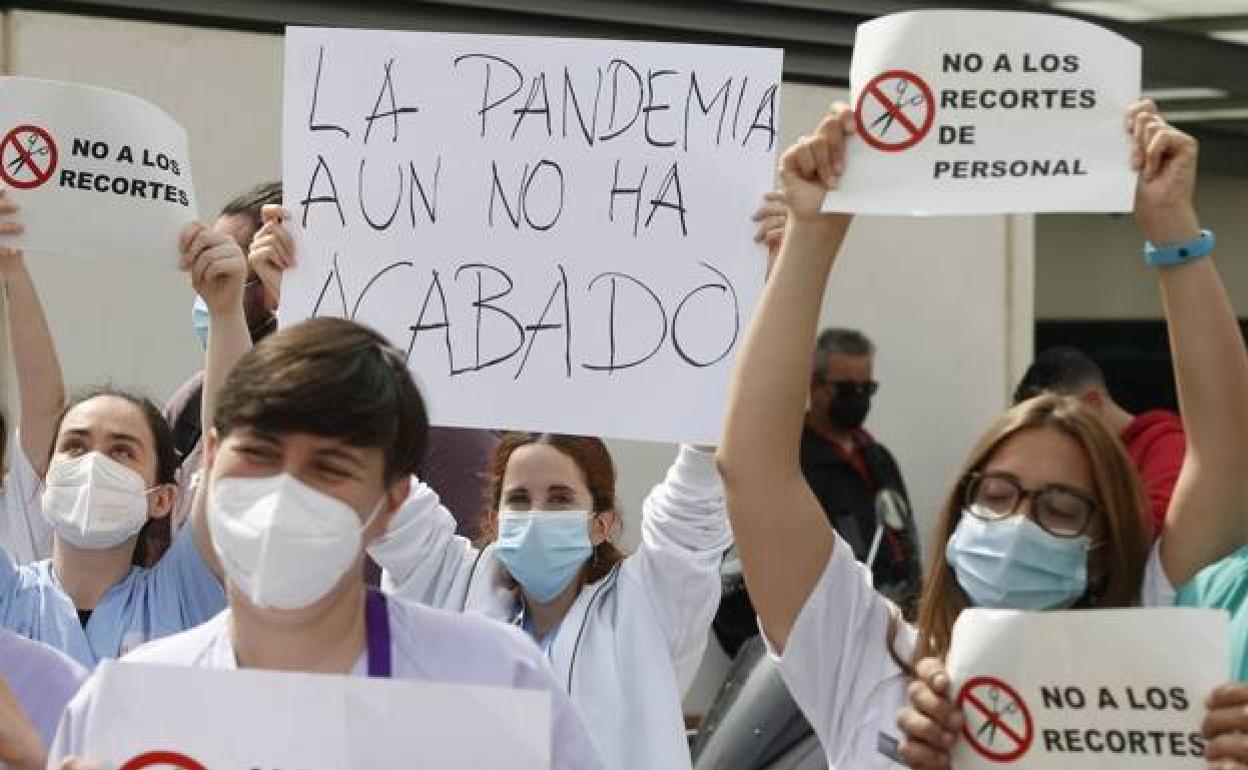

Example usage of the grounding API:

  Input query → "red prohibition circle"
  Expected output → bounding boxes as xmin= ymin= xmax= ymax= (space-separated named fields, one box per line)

xmin=956 ymin=676 xmax=1035 ymax=763
xmin=117 ymin=750 xmax=210 ymax=770
xmin=0 ymin=124 xmax=58 ymax=189
xmin=854 ymin=69 xmax=935 ymax=152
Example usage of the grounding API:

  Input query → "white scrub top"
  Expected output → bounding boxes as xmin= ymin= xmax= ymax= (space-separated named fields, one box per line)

xmin=48 ymin=594 xmax=604 ymax=770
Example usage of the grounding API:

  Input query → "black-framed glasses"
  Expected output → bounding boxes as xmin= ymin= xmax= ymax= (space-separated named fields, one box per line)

xmin=962 ymin=472 xmax=1098 ymax=538
xmin=824 ymin=379 xmax=879 ymax=397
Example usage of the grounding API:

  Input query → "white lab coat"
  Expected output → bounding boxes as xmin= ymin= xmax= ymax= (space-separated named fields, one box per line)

xmin=369 ymin=445 xmax=730 ymax=770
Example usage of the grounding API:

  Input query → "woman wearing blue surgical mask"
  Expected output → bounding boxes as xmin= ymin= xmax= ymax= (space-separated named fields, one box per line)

xmin=370 ymin=431 xmax=731 ymax=770
xmin=0 ymin=201 xmax=244 ymax=668
xmin=717 ymin=101 xmax=1248 ymax=770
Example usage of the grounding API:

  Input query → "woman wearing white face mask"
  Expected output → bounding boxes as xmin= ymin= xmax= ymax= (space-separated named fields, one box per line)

xmin=369 ymin=431 xmax=732 ymax=770
xmin=51 ymin=318 xmax=603 ymax=770
xmin=0 ymin=214 xmax=245 ymax=668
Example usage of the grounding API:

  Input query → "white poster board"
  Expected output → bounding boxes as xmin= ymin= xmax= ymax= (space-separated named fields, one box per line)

xmin=946 ymin=608 xmax=1228 ymax=770
xmin=82 ymin=661 xmax=552 ymax=770
xmin=823 ymin=10 xmax=1139 ymax=216
xmin=0 ymin=77 xmax=197 ymax=264
xmin=281 ymin=27 xmax=781 ymax=444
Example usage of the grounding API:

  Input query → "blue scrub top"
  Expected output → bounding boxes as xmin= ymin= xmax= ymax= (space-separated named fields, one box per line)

xmin=1177 ymin=546 xmax=1248 ymax=682
xmin=0 ymin=524 xmax=225 ymax=669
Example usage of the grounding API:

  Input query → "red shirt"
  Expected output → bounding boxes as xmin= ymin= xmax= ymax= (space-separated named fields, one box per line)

xmin=1121 ymin=410 xmax=1186 ymax=535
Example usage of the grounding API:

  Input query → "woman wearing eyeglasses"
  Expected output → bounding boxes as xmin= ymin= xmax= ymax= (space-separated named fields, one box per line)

xmin=719 ymin=99 xmax=1248 ymax=770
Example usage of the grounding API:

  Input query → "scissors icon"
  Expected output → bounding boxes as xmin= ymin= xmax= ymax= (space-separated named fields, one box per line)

xmin=974 ymin=687 xmax=1019 ymax=746
xmin=6 ymin=133 xmax=48 ymax=175
xmin=869 ymin=79 xmax=925 ymax=137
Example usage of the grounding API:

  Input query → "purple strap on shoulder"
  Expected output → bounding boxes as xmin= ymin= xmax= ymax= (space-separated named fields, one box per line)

xmin=365 ymin=590 xmax=391 ymax=678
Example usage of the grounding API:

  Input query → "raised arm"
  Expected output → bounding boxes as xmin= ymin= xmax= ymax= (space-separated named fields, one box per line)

xmin=1129 ymin=104 xmax=1248 ymax=585
xmin=0 ymin=190 xmax=65 ymax=477
xmin=716 ymin=107 xmax=854 ymax=650
xmin=626 ymin=445 xmax=731 ymax=686
xmin=179 ymin=223 xmax=249 ymax=579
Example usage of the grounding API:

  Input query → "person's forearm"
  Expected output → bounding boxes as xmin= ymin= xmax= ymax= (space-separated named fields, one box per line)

xmin=4 ymin=261 xmax=65 ymax=473
xmin=1159 ymin=256 xmax=1248 ymax=524
xmin=719 ymin=217 xmax=849 ymax=482
xmin=200 ymin=303 xmax=251 ymax=432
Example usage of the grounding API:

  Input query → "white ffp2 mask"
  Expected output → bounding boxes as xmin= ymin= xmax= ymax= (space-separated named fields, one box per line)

xmin=208 ymin=473 xmax=379 ymax=610
xmin=42 ymin=452 xmax=154 ymax=549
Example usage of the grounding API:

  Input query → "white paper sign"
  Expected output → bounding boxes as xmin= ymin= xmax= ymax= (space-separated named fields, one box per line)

xmin=0 ymin=77 xmax=197 ymax=264
xmin=82 ymin=661 xmax=551 ymax=770
xmin=822 ymin=10 xmax=1140 ymax=215
xmin=946 ymin=608 xmax=1228 ymax=770
xmin=281 ymin=27 xmax=781 ymax=444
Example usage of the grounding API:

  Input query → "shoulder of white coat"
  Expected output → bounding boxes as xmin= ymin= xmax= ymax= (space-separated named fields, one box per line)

xmin=386 ymin=595 xmax=550 ymax=683
xmin=123 ymin=609 xmax=231 ymax=666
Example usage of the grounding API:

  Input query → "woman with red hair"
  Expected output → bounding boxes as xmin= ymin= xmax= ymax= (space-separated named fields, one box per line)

xmin=370 ymin=434 xmax=729 ymax=770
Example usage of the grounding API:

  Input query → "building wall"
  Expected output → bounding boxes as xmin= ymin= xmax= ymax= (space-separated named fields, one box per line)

xmin=1037 ymin=173 xmax=1248 ymax=320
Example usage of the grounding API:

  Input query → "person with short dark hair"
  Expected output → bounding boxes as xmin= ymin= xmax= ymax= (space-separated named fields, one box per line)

xmin=802 ymin=326 xmax=921 ymax=616
xmin=1014 ymin=345 xmax=1184 ymax=533
xmin=49 ymin=317 xmax=603 ymax=770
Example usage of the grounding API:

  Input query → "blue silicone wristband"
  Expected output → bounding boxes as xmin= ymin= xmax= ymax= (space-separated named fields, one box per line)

xmin=1143 ymin=229 xmax=1215 ymax=267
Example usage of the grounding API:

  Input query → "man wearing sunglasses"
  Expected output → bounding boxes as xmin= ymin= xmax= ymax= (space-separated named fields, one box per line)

xmin=801 ymin=328 xmax=921 ymax=617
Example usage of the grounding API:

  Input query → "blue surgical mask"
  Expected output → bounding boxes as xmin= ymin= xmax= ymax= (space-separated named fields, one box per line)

xmin=944 ymin=508 xmax=1090 ymax=610
xmin=192 ymin=294 xmax=209 ymax=351
xmin=495 ymin=511 xmax=594 ymax=603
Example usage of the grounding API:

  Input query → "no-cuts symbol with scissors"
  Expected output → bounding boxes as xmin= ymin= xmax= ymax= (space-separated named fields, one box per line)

xmin=0 ymin=124 xmax=58 ymax=190
xmin=957 ymin=676 xmax=1035 ymax=763
xmin=117 ymin=750 xmax=209 ymax=770
xmin=855 ymin=70 xmax=935 ymax=152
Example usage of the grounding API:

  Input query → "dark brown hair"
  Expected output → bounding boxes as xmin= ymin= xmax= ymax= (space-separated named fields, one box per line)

xmin=213 ymin=318 xmax=427 ymax=484
xmin=219 ymin=181 xmax=281 ymax=231
xmin=479 ymin=433 xmax=626 ymax=584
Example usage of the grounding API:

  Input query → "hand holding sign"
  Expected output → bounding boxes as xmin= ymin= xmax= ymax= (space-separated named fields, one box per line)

xmin=179 ymin=223 xmax=246 ymax=316
xmin=897 ymin=657 xmax=965 ymax=770
xmin=779 ymin=105 xmax=855 ymax=220
xmin=1202 ymin=683 xmax=1248 ymax=767
xmin=1127 ymin=101 xmax=1201 ymax=247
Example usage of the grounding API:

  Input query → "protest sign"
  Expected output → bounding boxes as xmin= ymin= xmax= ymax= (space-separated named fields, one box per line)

xmin=946 ymin=608 xmax=1228 ymax=770
xmin=281 ymin=27 xmax=781 ymax=444
xmin=82 ymin=661 xmax=551 ymax=770
xmin=0 ymin=77 xmax=197 ymax=264
xmin=822 ymin=11 xmax=1140 ymax=215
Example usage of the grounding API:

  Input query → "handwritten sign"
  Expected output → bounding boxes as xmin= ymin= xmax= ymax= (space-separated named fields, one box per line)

xmin=281 ymin=27 xmax=780 ymax=444
xmin=82 ymin=661 xmax=551 ymax=769
xmin=823 ymin=10 xmax=1140 ymax=215
xmin=946 ymin=608 xmax=1228 ymax=770
xmin=0 ymin=77 xmax=197 ymax=264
